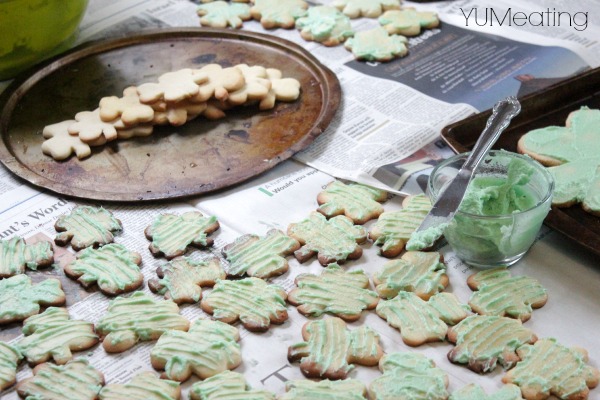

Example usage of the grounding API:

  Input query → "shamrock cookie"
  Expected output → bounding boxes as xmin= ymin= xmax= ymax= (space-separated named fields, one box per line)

xmin=0 ymin=342 xmax=22 ymax=391
xmin=54 ymin=206 xmax=122 ymax=250
xmin=379 ymin=8 xmax=440 ymax=36
xmin=373 ymin=251 xmax=448 ymax=300
xmin=96 ymin=291 xmax=190 ymax=353
xmin=295 ymin=6 xmax=354 ymax=46
xmin=137 ymin=68 xmax=207 ymax=104
xmin=288 ymin=317 xmax=383 ymax=380
xmin=332 ymin=0 xmax=401 ymax=19
xmin=197 ymin=1 xmax=251 ymax=28
xmin=227 ymin=64 xmax=272 ymax=106
xmin=344 ymin=26 xmax=408 ymax=62
xmin=99 ymin=86 xmax=155 ymax=126
xmin=16 ymin=359 xmax=104 ymax=400
xmin=447 ymin=315 xmax=538 ymax=373
xmin=250 ymin=0 xmax=308 ymax=29
xmin=281 ymin=379 xmax=367 ymax=399
xmin=287 ymin=212 xmax=367 ymax=266
xmin=64 ymin=243 xmax=143 ymax=295
xmin=287 ymin=263 xmax=379 ymax=321
xmin=193 ymin=64 xmax=246 ymax=102
xmin=223 ymin=229 xmax=300 ymax=279
xmin=369 ymin=194 xmax=431 ymax=257
xmin=503 ymin=338 xmax=599 ymax=400
xmin=190 ymin=371 xmax=275 ymax=400
xmin=450 ymin=384 xmax=524 ymax=400
xmin=67 ymin=108 xmax=119 ymax=143
xmin=145 ymin=211 xmax=219 ymax=259
xmin=17 ymin=307 xmax=98 ymax=365
xmin=151 ymin=319 xmax=241 ymax=382
xmin=467 ymin=267 xmax=548 ymax=322
xmin=259 ymin=68 xmax=302 ymax=110
xmin=0 ymin=275 xmax=65 ymax=325
xmin=149 ymin=256 xmax=225 ymax=304
xmin=369 ymin=352 xmax=449 ymax=400
xmin=201 ymin=277 xmax=288 ymax=332
xmin=41 ymin=120 xmax=106 ymax=161
xmin=317 ymin=180 xmax=388 ymax=224
xmin=0 ymin=236 xmax=54 ymax=278
xmin=376 ymin=291 xmax=470 ymax=346
xmin=99 ymin=372 xmax=181 ymax=400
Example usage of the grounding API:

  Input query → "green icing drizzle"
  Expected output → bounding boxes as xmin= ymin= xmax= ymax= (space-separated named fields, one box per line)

xmin=0 ymin=342 xmax=22 ymax=390
xmin=0 ymin=275 xmax=64 ymax=322
xmin=149 ymin=212 xmax=218 ymax=257
xmin=99 ymin=371 xmax=180 ymax=400
xmin=317 ymin=180 xmax=386 ymax=223
xmin=449 ymin=383 xmax=524 ymax=400
xmin=190 ymin=370 xmax=275 ymax=400
xmin=55 ymin=206 xmax=122 ymax=249
xmin=0 ymin=236 xmax=53 ymax=277
xmin=282 ymin=379 xmax=366 ymax=400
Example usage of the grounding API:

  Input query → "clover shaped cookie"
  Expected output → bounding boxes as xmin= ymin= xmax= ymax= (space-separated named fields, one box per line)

xmin=344 ymin=26 xmax=408 ymax=62
xmin=151 ymin=319 xmax=241 ymax=382
xmin=137 ymin=68 xmax=208 ymax=104
xmin=42 ymin=120 xmax=105 ymax=161
xmin=250 ymin=0 xmax=308 ymax=29
xmin=0 ymin=236 xmax=53 ymax=278
xmin=467 ymin=267 xmax=548 ymax=322
xmin=223 ymin=229 xmax=300 ymax=279
xmin=227 ymin=64 xmax=272 ymax=106
xmin=503 ymin=338 xmax=600 ymax=400
xmin=0 ymin=275 xmax=65 ymax=325
xmin=369 ymin=353 xmax=449 ymax=400
xmin=288 ymin=317 xmax=383 ymax=380
xmin=67 ymin=108 xmax=119 ymax=143
xmin=201 ymin=277 xmax=288 ymax=332
xmin=145 ymin=211 xmax=219 ymax=259
xmin=288 ymin=263 xmax=379 ymax=321
xmin=369 ymin=194 xmax=431 ymax=257
xmin=450 ymin=384 xmax=524 ymax=400
xmin=193 ymin=64 xmax=246 ymax=102
xmin=149 ymin=256 xmax=225 ymax=303
xmin=287 ymin=212 xmax=367 ymax=266
xmin=17 ymin=359 xmax=104 ymax=400
xmin=259 ymin=68 xmax=302 ymax=110
xmin=447 ymin=315 xmax=538 ymax=373
xmin=295 ymin=6 xmax=354 ymax=46
xmin=190 ymin=371 xmax=275 ymax=400
xmin=379 ymin=8 xmax=440 ymax=36
xmin=376 ymin=291 xmax=470 ymax=346
xmin=197 ymin=1 xmax=251 ymax=29
xmin=99 ymin=372 xmax=180 ymax=400
xmin=99 ymin=86 xmax=155 ymax=126
xmin=317 ymin=180 xmax=388 ymax=224
xmin=0 ymin=342 xmax=22 ymax=391
xmin=281 ymin=379 xmax=367 ymax=400
xmin=54 ymin=206 xmax=122 ymax=250
xmin=333 ymin=0 xmax=401 ymax=19
xmin=96 ymin=291 xmax=190 ymax=353
xmin=17 ymin=307 xmax=98 ymax=365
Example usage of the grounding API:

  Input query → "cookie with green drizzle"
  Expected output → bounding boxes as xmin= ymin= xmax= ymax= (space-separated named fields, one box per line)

xmin=287 ymin=212 xmax=367 ymax=266
xmin=344 ymin=26 xmax=408 ymax=62
xmin=295 ymin=6 xmax=354 ymax=47
xmin=151 ymin=319 xmax=241 ymax=382
xmin=64 ymin=243 xmax=143 ymax=295
xmin=200 ymin=277 xmax=288 ymax=332
xmin=250 ymin=0 xmax=308 ymax=29
xmin=281 ymin=379 xmax=367 ymax=399
xmin=223 ymin=229 xmax=300 ymax=279
xmin=0 ymin=236 xmax=54 ymax=278
xmin=145 ymin=211 xmax=220 ymax=259
xmin=467 ymin=267 xmax=548 ymax=322
xmin=332 ymin=0 xmax=400 ymax=18
xmin=54 ymin=206 xmax=122 ymax=250
xmin=369 ymin=194 xmax=431 ymax=257
xmin=17 ymin=307 xmax=98 ymax=365
xmin=503 ymin=338 xmax=599 ymax=400
xmin=376 ymin=291 xmax=470 ymax=346
xmin=0 ymin=275 xmax=65 ymax=325
xmin=288 ymin=317 xmax=383 ymax=380
xmin=373 ymin=251 xmax=448 ymax=300
xmin=288 ymin=263 xmax=379 ymax=321
xmin=379 ymin=8 xmax=440 ymax=36
xmin=0 ymin=342 xmax=22 ymax=391
xmin=449 ymin=383 xmax=524 ymax=400
xmin=447 ymin=315 xmax=538 ymax=373
xmin=317 ymin=180 xmax=388 ymax=224
xmin=96 ymin=291 xmax=190 ymax=353
xmin=190 ymin=371 xmax=275 ymax=400
xmin=98 ymin=372 xmax=181 ymax=400
xmin=16 ymin=359 xmax=104 ymax=400
xmin=197 ymin=1 xmax=251 ymax=29
xmin=369 ymin=352 xmax=449 ymax=400
xmin=149 ymin=256 xmax=225 ymax=303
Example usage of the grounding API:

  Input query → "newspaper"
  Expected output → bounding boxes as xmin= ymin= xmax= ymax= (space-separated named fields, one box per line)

xmin=1 ymin=0 xmax=600 ymax=399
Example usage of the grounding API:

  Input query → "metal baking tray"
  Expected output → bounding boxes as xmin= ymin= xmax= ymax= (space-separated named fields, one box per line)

xmin=441 ymin=67 xmax=600 ymax=258
xmin=0 ymin=28 xmax=340 ymax=202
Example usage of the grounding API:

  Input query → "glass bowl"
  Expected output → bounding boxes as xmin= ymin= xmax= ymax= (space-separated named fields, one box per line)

xmin=0 ymin=0 xmax=89 ymax=80
xmin=428 ymin=150 xmax=554 ymax=268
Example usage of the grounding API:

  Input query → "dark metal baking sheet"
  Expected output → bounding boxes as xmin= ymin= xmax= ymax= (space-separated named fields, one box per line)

xmin=0 ymin=28 xmax=340 ymax=201
xmin=441 ymin=67 xmax=600 ymax=258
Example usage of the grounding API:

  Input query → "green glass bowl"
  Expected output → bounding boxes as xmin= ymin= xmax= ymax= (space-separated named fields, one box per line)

xmin=0 ymin=0 xmax=89 ymax=80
